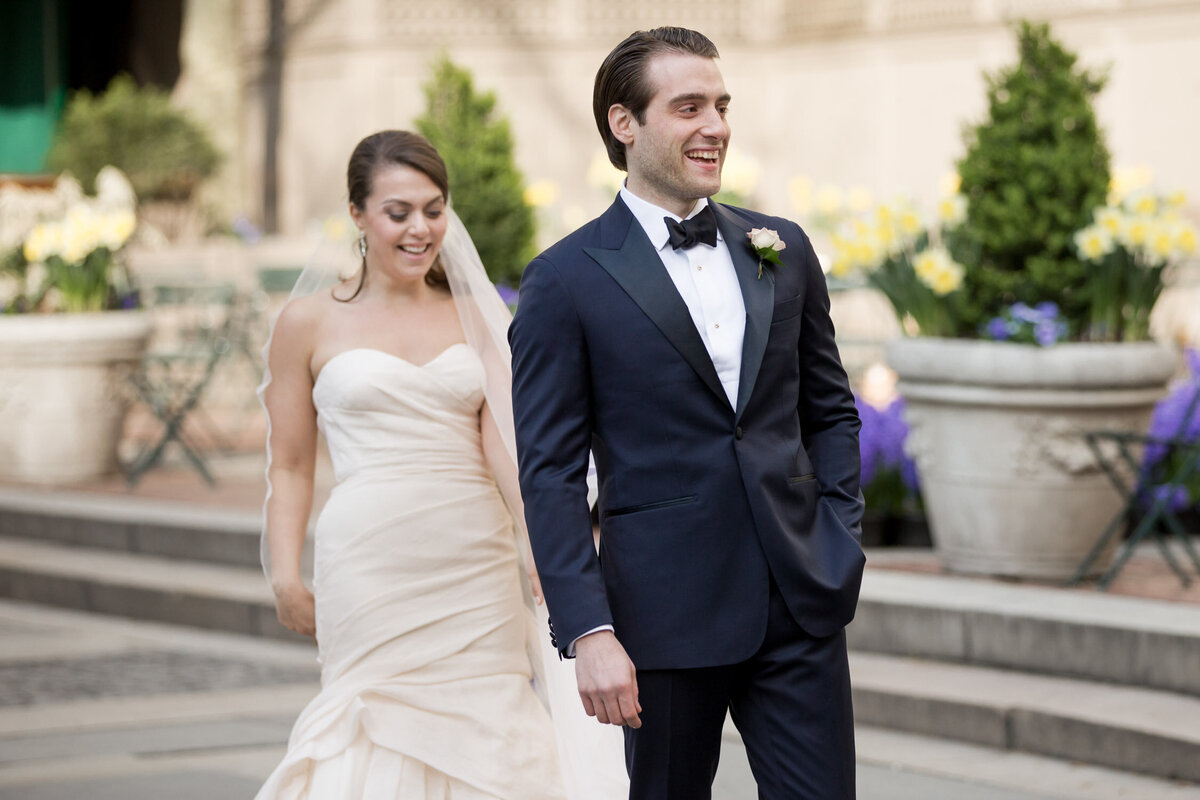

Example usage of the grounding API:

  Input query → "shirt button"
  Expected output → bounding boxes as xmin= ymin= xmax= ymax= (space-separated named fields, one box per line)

xmin=735 ymin=426 xmax=743 ymax=440
xmin=714 ymin=322 xmax=720 ymax=329
xmin=697 ymin=265 xmax=703 ymax=271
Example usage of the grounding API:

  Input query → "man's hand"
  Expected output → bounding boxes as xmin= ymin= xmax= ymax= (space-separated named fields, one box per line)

xmin=574 ymin=630 xmax=641 ymax=728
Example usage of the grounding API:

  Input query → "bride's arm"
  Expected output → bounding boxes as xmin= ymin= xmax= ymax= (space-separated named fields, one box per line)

xmin=262 ymin=300 xmax=320 ymax=637
xmin=481 ymin=400 xmax=543 ymax=604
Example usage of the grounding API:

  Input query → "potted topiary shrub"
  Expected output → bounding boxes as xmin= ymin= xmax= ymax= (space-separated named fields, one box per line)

xmin=831 ymin=21 xmax=1194 ymax=579
xmin=46 ymin=74 xmax=221 ymax=241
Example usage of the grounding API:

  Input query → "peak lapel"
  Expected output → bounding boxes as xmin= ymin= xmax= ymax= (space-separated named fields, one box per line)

xmin=584 ymin=206 xmax=729 ymax=410
xmin=713 ymin=204 xmax=774 ymax=422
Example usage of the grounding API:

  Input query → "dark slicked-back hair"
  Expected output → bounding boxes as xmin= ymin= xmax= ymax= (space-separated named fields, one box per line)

xmin=593 ymin=27 xmax=720 ymax=171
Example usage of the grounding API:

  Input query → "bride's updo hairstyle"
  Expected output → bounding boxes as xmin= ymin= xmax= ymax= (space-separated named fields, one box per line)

xmin=341 ymin=130 xmax=451 ymax=301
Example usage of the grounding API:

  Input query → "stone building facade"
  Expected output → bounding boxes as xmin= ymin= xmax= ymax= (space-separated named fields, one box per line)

xmin=179 ymin=0 xmax=1200 ymax=244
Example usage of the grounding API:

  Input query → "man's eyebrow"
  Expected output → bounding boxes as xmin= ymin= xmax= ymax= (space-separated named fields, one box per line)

xmin=667 ymin=91 xmax=732 ymax=105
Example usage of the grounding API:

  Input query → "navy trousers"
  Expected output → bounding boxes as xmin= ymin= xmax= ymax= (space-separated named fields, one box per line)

xmin=623 ymin=579 xmax=855 ymax=800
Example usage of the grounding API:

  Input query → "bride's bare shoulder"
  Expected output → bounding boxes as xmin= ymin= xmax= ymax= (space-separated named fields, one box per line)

xmin=275 ymin=285 xmax=355 ymax=330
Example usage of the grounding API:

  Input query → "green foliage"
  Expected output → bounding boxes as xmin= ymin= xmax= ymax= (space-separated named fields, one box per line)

xmin=953 ymin=21 xmax=1111 ymax=336
xmin=415 ymin=55 xmax=535 ymax=286
xmin=46 ymin=74 xmax=220 ymax=202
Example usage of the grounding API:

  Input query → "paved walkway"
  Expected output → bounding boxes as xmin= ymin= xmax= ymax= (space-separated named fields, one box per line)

xmin=3 ymin=601 xmax=1197 ymax=800
xmin=2 ymin=450 xmax=1199 ymax=797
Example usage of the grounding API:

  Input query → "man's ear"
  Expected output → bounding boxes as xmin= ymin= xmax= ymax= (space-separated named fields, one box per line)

xmin=608 ymin=104 xmax=635 ymax=147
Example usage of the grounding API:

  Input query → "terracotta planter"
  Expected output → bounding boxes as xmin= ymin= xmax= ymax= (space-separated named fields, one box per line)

xmin=0 ymin=311 xmax=151 ymax=483
xmin=886 ymin=337 xmax=1175 ymax=579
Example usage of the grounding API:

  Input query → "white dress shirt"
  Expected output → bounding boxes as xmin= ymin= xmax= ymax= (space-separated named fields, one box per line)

xmin=618 ymin=186 xmax=746 ymax=408
xmin=569 ymin=188 xmax=748 ymax=655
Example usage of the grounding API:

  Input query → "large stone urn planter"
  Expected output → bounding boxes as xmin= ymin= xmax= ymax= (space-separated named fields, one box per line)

xmin=0 ymin=312 xmax=152 ymax=483
xmin=885 ymin=338 xmax=1176 ymax=579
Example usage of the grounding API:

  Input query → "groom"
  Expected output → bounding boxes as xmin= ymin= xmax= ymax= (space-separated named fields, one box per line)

xmin=510 ymin=27 xmax=864 ymax=799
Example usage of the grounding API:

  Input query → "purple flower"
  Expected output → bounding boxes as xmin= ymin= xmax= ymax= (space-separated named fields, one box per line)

xmin=985 ymin=317 xmax=1011 ymax=341
xmin=1034 ymin=301 xmax=1060 ymax=318
xmin=495 ymin=283 xmax=519 ymax=308
xmin=1151 ymin=484 xmax=1191 ymax=512
xmin=1186 ymin=348 xmax=1200 ymax=378
xmin=855 ymin=394 xmax=919 ymax=494
xmin=1010 ymin=302 xmax=1039 ymax=323
xmin=231 ymin=215 xmax=262 ymax=244
xmin=1034 ymin=319 xmax=1064 ymax=347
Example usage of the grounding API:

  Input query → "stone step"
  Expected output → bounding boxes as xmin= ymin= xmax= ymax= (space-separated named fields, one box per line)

xmin=0 ymin=537 xmax=303 ymax=643
xmin=0 ymin=537 xmax=1197 ymax=784
xmin=0 ymin=487 xmax=309 ymax=572
xmin=3 ymin=487 xmax=1200 ymax=700
xmin=851 ymin=567 xmax=1200 ymax=697
xmin=849 ymin=651 xmax=1200 ymax=784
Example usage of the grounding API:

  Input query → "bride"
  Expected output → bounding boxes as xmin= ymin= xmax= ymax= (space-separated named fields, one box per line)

xmin=256 ymin=130 xmax=626 ymax=799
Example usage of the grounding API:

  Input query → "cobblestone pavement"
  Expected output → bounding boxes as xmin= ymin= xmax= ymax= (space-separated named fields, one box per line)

xmin=2 ymin=601 xmax=1197 ymax=799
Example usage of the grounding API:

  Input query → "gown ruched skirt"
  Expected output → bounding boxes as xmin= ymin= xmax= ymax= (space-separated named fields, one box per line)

xmin=256 ymin=346 xmax=567 ymax=800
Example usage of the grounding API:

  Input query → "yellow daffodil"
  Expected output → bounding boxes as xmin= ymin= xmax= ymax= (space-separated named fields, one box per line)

xmin=788 ymin=175 xmax=814 ymax=216
xmin=898 ymin=208 xmax=923 ymax=239
xmin=936 ymin=195 xmax=967 ymax=228
xmin=847 ymin=186 xmax=874 ymax=213
xmin=721 ymin=148 xmax=761 ymax=199
xmin=1118 ymin=216 xmax=1152 ymax=248
xmin=913 ymin=247 xmax=964 ymax=296
xmin=875 ymin=222 xmax=898 ymax=255
xmin=523 ymin=180 xmax=560 ymax=208
xmin=939 ymin=172 xmax=961 ymax=197
xmin=1074 ymin=225 xmax=1114 ymax=261
xmin=912 ymin=249 xmax=939 ymax=281
xmin=1147 ymin=224 xmax=1174 ymax=262
xmin=1173 ymin=222 xmax=1197 ymax=257
xmin=1093 ymin=206 xmax=1123 ymax=235
xmin=23 ymin=223 xmax=55 ymax=263
xmin=1108 ymin=164 xmax=1153 ymax=206
xmin=587 ymin=149 xmax=625 ymax=194
xmin=1124 ymin=190 xmax=1158 ymax=217
xmin=815 ymin=185 xmax=843 ymax=216
xmin=928 ymin=262 xmax=964 ymax=295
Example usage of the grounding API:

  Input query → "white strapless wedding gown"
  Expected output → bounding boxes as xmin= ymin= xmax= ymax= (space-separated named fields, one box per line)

xmin=256 ymin=345 xmax=620 ymax=799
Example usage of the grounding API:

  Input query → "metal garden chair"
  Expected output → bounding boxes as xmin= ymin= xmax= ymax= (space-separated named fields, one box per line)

xmin=1071 ymin=383 xmax=1200 ymax=589
xmin=124 ymin=282 xmax=251 ymax=486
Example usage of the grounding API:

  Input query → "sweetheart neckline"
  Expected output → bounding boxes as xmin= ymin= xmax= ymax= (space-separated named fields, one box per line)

xmin=313 ymin=344 xmax=472 ymax=387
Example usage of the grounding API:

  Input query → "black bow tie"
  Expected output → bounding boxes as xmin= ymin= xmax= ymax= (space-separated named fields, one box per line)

xmin=665 ymin=204 xmax=718 ymax=250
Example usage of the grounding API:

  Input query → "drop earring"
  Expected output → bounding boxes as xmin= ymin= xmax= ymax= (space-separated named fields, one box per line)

xmin=358 ymin=231 xmax=367 ymax=259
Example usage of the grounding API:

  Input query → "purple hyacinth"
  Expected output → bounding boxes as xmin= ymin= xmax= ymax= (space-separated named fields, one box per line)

xmin=855 ymin=397 xmax=882 ymax=485
xmin=1034 ymin=301 xmax=1060 ymax=318
xmin=1151 ymin=483 xmax=1191 ymax=512
xmin=1009 ymin=302 xmax=1039 ymax=324
xmin=985 ymin=316 xmax=1011 ymax=341
xmin=1034 ymin=318 xmax=1064 ymax=347
xmin=1139 ymin=349 xmax=1200 ymax=511
xmin=855 ymin=394 xmax=919 ymax=494
xmin=495 ymin=283 xmax=519 ymax=309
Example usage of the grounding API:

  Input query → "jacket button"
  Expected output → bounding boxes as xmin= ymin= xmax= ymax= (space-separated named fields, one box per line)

xmin=735 ymin=426 xmax=743 ymax=440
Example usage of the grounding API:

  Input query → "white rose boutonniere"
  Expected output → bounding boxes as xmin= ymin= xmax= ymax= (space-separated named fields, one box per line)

xmin=747 ymin=227 xmax=786 ymax=279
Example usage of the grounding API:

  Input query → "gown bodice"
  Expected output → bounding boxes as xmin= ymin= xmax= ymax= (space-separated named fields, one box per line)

xmin=312 ymin=345 xmax=488 ymax=484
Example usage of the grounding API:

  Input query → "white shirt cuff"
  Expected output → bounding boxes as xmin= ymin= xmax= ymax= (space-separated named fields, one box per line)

xmin=567 ymin=625 xmax=614 ymax=657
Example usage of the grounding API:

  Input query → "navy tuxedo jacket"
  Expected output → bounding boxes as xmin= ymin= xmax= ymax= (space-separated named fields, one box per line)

xmin=509 ymin=197 xmax=865 ymax=671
